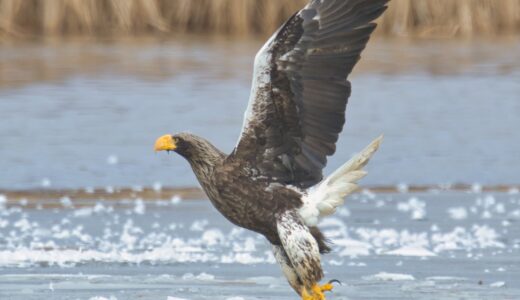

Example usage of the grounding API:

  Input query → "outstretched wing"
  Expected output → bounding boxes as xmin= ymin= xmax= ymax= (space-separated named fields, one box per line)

xmin=232 ymin=0 xmax=388 ymax=189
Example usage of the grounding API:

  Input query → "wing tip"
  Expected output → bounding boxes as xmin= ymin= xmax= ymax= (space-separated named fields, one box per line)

xmin=365 ymin=134 xmax=384 ymax=154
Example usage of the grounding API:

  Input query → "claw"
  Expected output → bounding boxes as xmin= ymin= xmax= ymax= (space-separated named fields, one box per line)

xmin=328 ymin=279 xmax=342 ymax=285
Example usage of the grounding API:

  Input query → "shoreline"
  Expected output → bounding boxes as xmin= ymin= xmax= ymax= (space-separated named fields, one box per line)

xmin=1 ymin=184 xmax=518 ymax=203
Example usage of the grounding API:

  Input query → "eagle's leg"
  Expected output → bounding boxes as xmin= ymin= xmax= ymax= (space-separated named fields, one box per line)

xmin=276 ymin=211 xmax=332 ymax=299
xmin=272 ymin=245 xmax=303 ymax=295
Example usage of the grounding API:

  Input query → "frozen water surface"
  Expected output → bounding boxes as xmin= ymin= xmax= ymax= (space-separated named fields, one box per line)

xmin=1 ymin=191 xmax=519 ymax=299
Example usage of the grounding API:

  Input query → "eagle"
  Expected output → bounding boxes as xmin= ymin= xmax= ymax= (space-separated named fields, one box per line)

xmin=154 ymin=0 xmax=388 ymax=299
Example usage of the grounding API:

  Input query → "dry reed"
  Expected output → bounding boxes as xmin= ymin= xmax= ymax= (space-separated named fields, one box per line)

xmin=1 ymin=0 xmax=520 ymax=39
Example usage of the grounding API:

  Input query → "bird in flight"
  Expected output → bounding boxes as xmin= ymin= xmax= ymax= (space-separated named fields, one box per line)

xmin=155 ymin=0 xmax=388 ymax=299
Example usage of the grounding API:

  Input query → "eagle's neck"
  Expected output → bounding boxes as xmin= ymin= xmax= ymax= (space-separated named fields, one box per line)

xmin=177 ymin=134 xmax=225 ymax=187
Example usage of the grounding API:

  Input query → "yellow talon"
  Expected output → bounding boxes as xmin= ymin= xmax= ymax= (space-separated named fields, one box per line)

xmin=301 ymin=282 xmax=335 ymax=300
xmin=320 ymin=282 xmax=334 ymax=292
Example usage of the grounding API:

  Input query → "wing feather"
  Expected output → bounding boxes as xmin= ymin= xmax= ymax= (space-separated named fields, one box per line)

xmin=232 ymin=0 xmax=388 ymax=188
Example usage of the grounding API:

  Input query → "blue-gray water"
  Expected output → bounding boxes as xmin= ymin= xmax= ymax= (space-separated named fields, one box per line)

xmin=0 ymin=38 xmax=519 ymax=189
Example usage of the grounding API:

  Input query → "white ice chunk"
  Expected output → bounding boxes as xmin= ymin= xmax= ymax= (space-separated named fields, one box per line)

xmin=363 ymin=272 xmax=415 ymax=281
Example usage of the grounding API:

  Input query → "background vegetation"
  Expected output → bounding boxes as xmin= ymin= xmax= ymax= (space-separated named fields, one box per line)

xmin=1 ymin=0 xmax=519 ymax=39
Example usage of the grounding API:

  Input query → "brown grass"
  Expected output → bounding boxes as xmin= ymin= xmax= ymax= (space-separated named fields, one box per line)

xmin=1 ymin=0 xmax=520 ymax=39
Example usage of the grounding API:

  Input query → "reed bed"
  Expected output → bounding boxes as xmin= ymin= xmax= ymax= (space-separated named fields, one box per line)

xmin=1 ymin=0 xmax=520 ymax=39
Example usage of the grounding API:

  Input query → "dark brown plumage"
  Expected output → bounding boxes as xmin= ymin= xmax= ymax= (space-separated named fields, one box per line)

xmin=154 ymin=1 xmax=388 ymax=299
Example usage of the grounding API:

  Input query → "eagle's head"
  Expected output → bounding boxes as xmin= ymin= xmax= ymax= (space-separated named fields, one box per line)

xmin=154 ymin=133 xmax=195 ymax=159
xmin=154 ymin=132 xmax=224 ymax=163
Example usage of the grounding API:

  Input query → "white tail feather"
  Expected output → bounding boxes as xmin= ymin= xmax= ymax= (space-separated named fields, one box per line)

xmin=299 ymin=135 xmax=383 ymax=227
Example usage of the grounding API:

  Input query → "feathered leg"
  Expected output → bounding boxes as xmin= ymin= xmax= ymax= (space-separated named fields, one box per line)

xmin=277 ymin=211 xmax=334 ymax=299
xmin=272 ymin=245 xmax=303 ymax=294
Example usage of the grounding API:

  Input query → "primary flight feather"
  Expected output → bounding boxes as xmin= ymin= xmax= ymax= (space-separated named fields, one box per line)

xmin=154 ymin=0 xmax=388 ymax=299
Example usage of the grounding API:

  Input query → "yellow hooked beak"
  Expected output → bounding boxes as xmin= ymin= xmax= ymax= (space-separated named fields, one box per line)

xmin=154 ymin=134 xmax=177 ymax=152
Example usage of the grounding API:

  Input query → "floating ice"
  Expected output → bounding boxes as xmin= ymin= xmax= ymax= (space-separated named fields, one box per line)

xmin=190 ymin=220 xmax=208 ymax=231
xmin=490 ymin=281 xmax=506 ymax=288
xmin=41 ymin=178 xmax=51 ymax=188
xmin=171 ymin=195 xmax=182 ymax=205
xmin=195 ymin=272 xmax=215 ymax=281
xmin=201 ymin=228 xmax=225 ymax=246
xmin=60 ymin=196 xmax=73 ymax=208
xmin=336 ymin=238 xmax=372 ymax=257
xmin=471 ymin=183 xmax=482 ymax=193
xmin=107 ymin=155 xmax=119 ymax=165
xmin=0 ymin=192 xmax=514 ymax=271
xmin=363 ymin=272 xmax=415 ymax=281
xmin=494 ymin=203 xmax=505 ymax=214
xmin=361 ymin=189 xmax=376 ymax=200
xmin=74 ymin=207 xmax=93 ymax=218
xmin=508 ymin=188 xmax=519 ymax=195
xmin=396 ymin=183 xmax=409 ymax=193
xmin=134 ymin=199 xmax=146 ymax=214
xmin=431 ymin=225 xmax=504 ymax=252
xmin=447 ymin=207 xmax=468 ymax=220
xmin=132 ymin=185 xmax=143 ymax=192
xmin=385 ymin=246 xmax=436 ymax=257
xmin=397 ymin=197 xmax=426 ymax=220
xmin=153 ymin=182 xmax=163 ymax=192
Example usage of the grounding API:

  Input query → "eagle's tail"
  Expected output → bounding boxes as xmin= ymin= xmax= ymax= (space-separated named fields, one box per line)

xmin=299 ymin=135 xmax=383 ymax=227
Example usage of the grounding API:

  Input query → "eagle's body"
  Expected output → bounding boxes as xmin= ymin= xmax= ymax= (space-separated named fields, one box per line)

xmin=172 ymin=134 xmax=307 ymax=246
xmin=155 ymin=1 xmax=389 ymax=299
